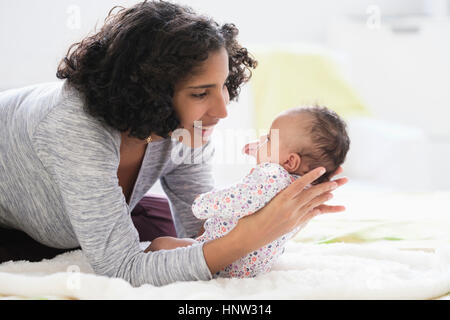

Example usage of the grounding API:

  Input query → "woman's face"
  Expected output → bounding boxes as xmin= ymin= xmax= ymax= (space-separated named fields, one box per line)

xmin=172 ymin=47 xmax=230 ymax=148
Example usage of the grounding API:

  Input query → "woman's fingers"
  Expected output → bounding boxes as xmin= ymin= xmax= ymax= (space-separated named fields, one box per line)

xmin=293 ymin=179 xmax=338 ymax=206
xmin=332 ymin=176 xmax=348 ymax=187
xmin=283 ymin=167 xmax=326 ymax=198
xmin=314 ymin=204 xmax=346 ymax=214
xmin=329 ymin=166 xmax=344 ymax=179
xmin=283 ymin=167 xmax=347 ymax=200
xmin=292 ymin=201 xmax=346 ymax=231
xmin=252 ymin=166 xmax=348 ymax=238
xmin=293 ymin=174 xmax=348 ymax=207
xmin=290 ymin=172 xmax=348 ymax=226
xmin=296 ymin=191 xmax=334 ymax=222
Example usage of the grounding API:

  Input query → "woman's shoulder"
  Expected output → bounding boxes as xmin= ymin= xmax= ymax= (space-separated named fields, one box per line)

xmin=0 ymin=81 xmax=63 ymax=122
xmin=0 ymin=80 xmax=120 ymax=161
xmin=0 ymin=81 xmax=100 ymax=138
xmin=31 ymin=81 xmax=121 ymax=152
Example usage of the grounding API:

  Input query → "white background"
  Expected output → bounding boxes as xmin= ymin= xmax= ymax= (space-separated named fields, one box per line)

xmin=1 ymin=0 xmax=449 ymax=192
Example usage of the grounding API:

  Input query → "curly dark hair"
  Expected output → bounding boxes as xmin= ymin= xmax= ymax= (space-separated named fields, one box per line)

xmin=57 ymin=0 xmax=257 ymax=140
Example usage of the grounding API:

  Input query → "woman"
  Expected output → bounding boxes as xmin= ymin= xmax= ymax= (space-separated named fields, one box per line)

xmin=0 ymin=1 xmax=347 ymax=287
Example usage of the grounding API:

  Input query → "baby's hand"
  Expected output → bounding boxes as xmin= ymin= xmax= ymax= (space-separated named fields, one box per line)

xmin=144 ymin=236 xmax=197 ymax=253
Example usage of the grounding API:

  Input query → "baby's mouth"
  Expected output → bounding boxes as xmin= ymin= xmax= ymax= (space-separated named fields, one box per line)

xmin=243 ymin=141 xmax=260 ymax=157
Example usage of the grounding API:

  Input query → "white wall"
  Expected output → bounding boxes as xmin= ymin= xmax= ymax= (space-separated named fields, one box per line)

xmin=1 ymin=0 xmax=449 ymax=191
xmin=0 ymin=0 xmax=431 ymax=90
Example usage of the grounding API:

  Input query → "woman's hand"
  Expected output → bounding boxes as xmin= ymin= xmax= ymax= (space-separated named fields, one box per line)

xmin=202 ymin=166 xmax=348 ymax=274
xmin=144 ymin=236 xmax=197 ymax=253
xmin=196 ymin=221 xmax=206 ymax=238
xmin=312 ymin=166 xmax=347 ymax=215
xmin=236 ymin=166 xmax=347 ymax=251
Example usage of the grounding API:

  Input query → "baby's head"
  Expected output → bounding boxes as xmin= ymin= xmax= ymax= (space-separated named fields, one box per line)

xmin=253 ymin=106 xmax=350 ymax=184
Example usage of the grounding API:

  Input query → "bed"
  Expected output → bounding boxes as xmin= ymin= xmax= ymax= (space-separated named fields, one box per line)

xmin=0 ymin=183 xmax=449 ymax=300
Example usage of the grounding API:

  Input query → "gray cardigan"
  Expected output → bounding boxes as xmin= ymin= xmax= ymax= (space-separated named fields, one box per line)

xmin=0 ymin=81 xmax=215 ymax=287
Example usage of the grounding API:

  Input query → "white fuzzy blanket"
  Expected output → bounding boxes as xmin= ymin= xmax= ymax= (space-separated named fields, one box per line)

xmin=1 ymin=188 xmax=449 ymax=300
xmin=0 ymin=241 xmax=449 ymax=300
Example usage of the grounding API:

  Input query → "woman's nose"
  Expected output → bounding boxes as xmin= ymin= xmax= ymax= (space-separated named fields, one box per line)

xmin=209 ymin=90 xmax=229 ymax=119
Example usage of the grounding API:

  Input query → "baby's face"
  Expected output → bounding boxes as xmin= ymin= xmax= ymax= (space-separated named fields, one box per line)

xmin=244 ymin=113 xmax=311 ymax=169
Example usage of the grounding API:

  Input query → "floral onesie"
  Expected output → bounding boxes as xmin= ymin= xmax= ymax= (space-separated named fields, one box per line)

xmin=193 ymin=162 xmax=302 ymax=278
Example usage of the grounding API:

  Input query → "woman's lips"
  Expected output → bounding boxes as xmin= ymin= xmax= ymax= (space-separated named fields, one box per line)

xmin=193 ymin=124 xmax=216 ymax=138
xmin=201 ymin=126 xmax=215 ymax=138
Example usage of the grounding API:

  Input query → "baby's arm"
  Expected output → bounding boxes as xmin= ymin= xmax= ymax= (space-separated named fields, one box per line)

xmin=192 ymin=162 xmax=293 ymax=221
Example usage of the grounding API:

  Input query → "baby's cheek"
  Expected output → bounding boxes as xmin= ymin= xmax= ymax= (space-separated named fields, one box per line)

xmin=257 ymin=146 xmax=266 ymax=164
xmin=259 ymin=144 xmax=272 ymax=163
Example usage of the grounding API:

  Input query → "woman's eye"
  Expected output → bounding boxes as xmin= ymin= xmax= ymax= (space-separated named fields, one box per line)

xmin=192 ymin=92 xmax=207 ymax=99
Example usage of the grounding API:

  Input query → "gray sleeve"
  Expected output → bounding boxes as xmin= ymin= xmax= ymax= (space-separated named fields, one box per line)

xmin=160 ymin=140 xmax=216 ymax=238
xmin=32 ymin=110 xmax=212 ymax=287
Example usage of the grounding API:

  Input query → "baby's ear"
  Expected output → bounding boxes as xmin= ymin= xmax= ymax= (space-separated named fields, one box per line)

xmin=283 ymin=153 xmax=302 ymax=173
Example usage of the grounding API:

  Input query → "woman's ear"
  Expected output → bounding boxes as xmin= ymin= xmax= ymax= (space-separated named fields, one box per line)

xmin=282 ymin=153 xmax=302 ymax=173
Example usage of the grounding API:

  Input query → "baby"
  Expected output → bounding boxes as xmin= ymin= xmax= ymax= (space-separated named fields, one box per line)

xmin=147 ymin=106 xmax=350 ymax=278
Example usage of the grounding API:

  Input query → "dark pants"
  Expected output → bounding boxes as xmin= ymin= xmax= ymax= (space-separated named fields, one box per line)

xmin=0 ymin=194 xmax=177 ymax=264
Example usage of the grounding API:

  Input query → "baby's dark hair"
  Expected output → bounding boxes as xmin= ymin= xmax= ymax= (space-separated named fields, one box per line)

xmin=294 ymin=106 xmax=350 ymax=184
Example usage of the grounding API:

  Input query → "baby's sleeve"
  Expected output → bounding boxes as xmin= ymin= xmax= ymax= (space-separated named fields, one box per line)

xmin=192 ymin=162 xmax=293 ymax=221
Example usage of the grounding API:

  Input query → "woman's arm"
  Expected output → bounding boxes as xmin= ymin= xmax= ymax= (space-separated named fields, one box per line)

xmin=202 ymin=167 xmax=347 ymax=274
xmin=33 ymin=108 xmax=213 ymax=287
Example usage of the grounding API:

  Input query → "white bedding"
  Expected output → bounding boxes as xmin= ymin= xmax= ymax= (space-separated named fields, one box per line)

xmin=0 ymin=242 xmax=449 ymax=300
xmin=1 ymin=187 xmax=449 ymax=300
